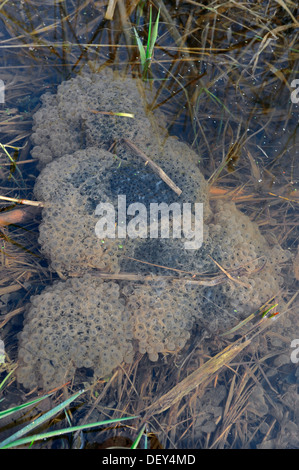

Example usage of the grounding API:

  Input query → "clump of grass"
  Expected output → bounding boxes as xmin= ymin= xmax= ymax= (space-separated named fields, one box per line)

xmin=133 ymin=4 xmax=160 ymax=80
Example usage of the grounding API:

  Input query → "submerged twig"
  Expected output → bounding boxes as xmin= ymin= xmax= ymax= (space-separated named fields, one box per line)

xmin=89 ymin=258 xmax=264 ymax=286
xmin=0 ymin=206 xmax=41 ymax=226
xmin=208 ymin=255 xmax=251 ymax=288
xmin=0 ymin=196 xmax=44 ymax=207
xmin=122 ymin=138 xmax=182 ymax=196
xmin=89 ymin=270 xmax=226 ymax=286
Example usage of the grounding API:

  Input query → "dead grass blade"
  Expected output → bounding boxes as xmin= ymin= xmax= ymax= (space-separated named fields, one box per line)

xmin=274 ymin=0 xmax=299 ymax=25
xmin=105 ymin=0 xmax=117 ymax=20
xmin=143 ymin=338 xmax=251 ymax=418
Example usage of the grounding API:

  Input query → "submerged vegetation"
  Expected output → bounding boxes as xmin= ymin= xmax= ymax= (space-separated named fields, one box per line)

xmin=0 ymin=387 xmax=139 ymax=449
xmin=0 ymin=0 xmax=298 ymax=449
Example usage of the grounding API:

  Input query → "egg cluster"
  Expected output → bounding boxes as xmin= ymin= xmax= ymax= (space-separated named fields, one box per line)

xmin=123 ymin=281 xmax=196 ymax=362
xmin=31 ymin=67 xmax=166 ymax=166
xmin=16 ymin=69 xmax=290 ymax=390
xmin=16 ymin=275 xmax=134 ymax=389
xmin=33 ymin=147 xmax=137 ymax=277
xmin=195 ymin=201 xmax=291 ymax=330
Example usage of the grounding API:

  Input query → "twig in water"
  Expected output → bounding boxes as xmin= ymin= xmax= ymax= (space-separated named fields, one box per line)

xmin=122 ymin=138 xmax=182 ymax=196
xmin=0 ymin=195 xmax=44 ymax=207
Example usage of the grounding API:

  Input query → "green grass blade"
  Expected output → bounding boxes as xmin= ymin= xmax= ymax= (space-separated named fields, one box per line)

xmin=0 ymin=415 xmax=139 ymax=449
xmin=0 ymin=368 xmax=16 ymax=394
xmin=0 ymin=389 xmax=85 ymax=448
xmin=112 ymin=112 xmax=134 ymax=118
xmin=133 ymin=27 xmax=146 ymax=69
xmin=149 ymin=8 xmax=160 ymax=58
xmin=0 ymin=392 xmax=53 ymax=420
xmin=220 ymin=303 xmax=279 ymax=337
xmin=261 ymin=303 xmax=279 ymax=318
xmin=131 ymin=422 xmax=146 ymax=449
xmin=0 ymin=143 xmax=23 ymax=179
xmin=146 ymin=4 xmax=152 ymax=60
xmin=203 ymin=88 xmax=232 ymax=116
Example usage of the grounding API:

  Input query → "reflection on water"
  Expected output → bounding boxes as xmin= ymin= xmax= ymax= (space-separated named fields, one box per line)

xmin=0 ymin=0 xmax=298 ymax=449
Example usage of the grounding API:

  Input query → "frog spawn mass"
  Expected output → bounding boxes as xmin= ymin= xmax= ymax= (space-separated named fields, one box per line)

xmin=16 ymin=69 xmax=290 ymax=390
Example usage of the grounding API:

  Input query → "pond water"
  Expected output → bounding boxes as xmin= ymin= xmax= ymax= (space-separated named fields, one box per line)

xmin=0 ymin=0 xmax=298 ymax=449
